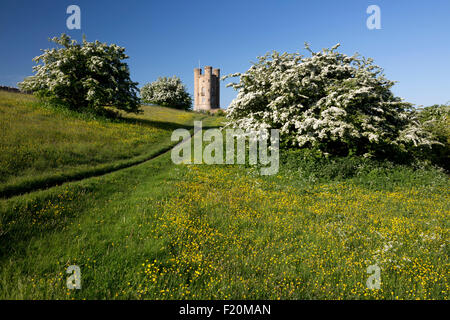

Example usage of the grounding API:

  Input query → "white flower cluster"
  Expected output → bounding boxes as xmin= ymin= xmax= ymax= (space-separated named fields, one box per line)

xmin=19 ymin=34 xmax=140 ymax=113
xmin=140 ymin=76 xmax=192 ymax=110
xmin=224 ymin=44 xmax=434 ymax=155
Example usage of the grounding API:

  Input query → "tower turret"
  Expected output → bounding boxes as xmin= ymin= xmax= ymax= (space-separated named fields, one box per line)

xmin=193 ymin=66 xmax=220 ymax=111
xmin=194 ymin=68 xmax=201 ymax=109
xmin=212 ymin=68 xmax=220 ymax=108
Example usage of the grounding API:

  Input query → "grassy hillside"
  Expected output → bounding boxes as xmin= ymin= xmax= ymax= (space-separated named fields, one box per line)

xmin=0 ymin=91 xmax=219 ymax=197
xmin=0 ymin=93 xmax=448 ymax=299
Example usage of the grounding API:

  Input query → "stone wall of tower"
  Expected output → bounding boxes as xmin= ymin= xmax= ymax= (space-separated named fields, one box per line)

xmin=212 ymin=68 xmax=220 ymax=108
xmin=194 ymin=66 xmax=220 ymax=111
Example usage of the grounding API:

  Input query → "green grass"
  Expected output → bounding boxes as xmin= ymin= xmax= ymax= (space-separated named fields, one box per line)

xmin=0 ymin=91 xmax=210 ymax=197
xmin=0 ymin=93 xmax=448 ymax=299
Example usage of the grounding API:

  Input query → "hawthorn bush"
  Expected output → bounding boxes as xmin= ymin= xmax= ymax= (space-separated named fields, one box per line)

xmin=416 ymin=104 xmax=449 ymax=170
xmin=19 ymin=34 xmax=140 ymax=115
xmin=224 ymin=44 xmax=434 ymax=158
xmin=140 ymin=76 xmax=192 ymax=110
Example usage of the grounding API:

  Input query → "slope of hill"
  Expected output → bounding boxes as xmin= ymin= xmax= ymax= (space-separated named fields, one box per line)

xmin=0 ymin=91 xmax=219 ymax=197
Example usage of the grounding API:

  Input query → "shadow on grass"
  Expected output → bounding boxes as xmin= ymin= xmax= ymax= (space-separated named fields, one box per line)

xmin=0 ymin=145 xmax=172 ymax=199
xmin=0 ymin=117 xmax=220 ymax=199
xmin=120 ymin=117 xmax=220 ymax=131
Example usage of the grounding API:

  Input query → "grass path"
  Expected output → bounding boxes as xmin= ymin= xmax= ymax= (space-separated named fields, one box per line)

xmin=0 ymin=91 xmax=222 ymax=198
xmin=0 ymin=151 xmax=177 ymax=298
xmin=0 ymin=115 xmax=211 ymax=198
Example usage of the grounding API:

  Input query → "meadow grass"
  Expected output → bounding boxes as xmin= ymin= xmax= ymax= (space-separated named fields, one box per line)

xmin=0 ymin=91 xmax=209 ymax=197
xmin=0 ymin=125 xmax=448 ymax=299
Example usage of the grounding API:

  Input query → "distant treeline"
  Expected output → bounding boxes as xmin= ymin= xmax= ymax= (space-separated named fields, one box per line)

xmin=0 ymin=86 xmax=32 ymax=94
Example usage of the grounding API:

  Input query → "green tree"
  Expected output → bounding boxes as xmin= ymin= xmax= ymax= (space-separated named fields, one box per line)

xmin=19 ymin=34 xmax=140 ymax=115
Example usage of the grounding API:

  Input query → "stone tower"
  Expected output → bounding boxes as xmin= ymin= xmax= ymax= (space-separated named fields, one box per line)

xmin=194 ymin=66 xmax=220 ymax=111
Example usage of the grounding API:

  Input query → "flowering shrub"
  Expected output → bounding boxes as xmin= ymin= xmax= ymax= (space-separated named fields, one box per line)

xmin=224 ymin=44 xmax=434 ymax=157
xmin=141 ymin=76 xmax=192 ymax=110
xmin=416 ymin=104 xmax=450 ymax=170
xmin=19 ymin=34 xmax=140 ymax=114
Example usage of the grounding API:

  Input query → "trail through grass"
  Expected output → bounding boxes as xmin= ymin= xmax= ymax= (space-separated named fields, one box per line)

xmin=0 ymin=92 xmax=217 ymax=197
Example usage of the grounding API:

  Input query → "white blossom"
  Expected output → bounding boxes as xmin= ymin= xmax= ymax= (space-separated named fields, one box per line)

xmin=140 ymin=76 xmax=192 ymax=110
xmin=225 ymin=44 xmax=434 ymax=155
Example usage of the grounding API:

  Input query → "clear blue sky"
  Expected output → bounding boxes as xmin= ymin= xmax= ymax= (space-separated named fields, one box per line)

xmin=1 ymin=0 xmax=449 ymax=108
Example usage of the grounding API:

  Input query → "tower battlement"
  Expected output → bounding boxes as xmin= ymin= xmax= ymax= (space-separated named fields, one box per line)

xmin=194 ymin=66 xmax=220 ymax=111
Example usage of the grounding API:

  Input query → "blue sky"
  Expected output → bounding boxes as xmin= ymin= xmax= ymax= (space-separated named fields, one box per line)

xmin=1 ymin=0 xmax=449 ymax=108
